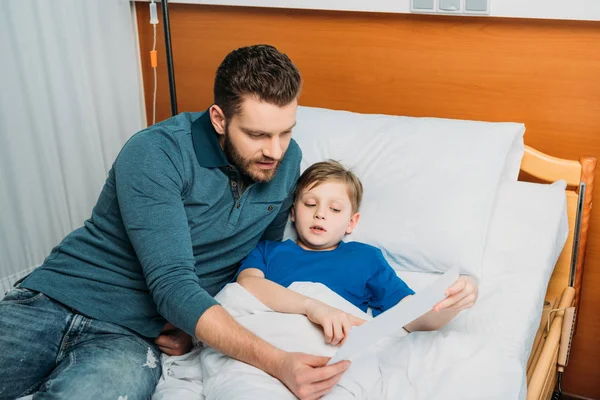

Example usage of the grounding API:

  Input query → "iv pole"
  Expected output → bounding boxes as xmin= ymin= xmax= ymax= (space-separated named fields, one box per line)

xmin=161 ymin=0 xmax=178 ymax=116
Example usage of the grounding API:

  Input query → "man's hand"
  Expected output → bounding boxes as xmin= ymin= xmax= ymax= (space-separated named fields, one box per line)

xmin=194 ymin=305 xmax=352 ymax=399
xmin=433 ymin=275 xmax=479 ymax=312
xmin=155 ymin=322 xmax=193 ymax=356
xmin=305 ymin=299 xmax=366 ymax=346
xmin=274 ymin=352 xmax=351 ymax=400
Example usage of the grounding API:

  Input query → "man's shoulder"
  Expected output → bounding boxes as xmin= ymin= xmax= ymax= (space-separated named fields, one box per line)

xmin=152 ymin=112 xmax=202 ymax=136
xmin=116 ymin=113 xmax=202 ymax=168
xmin=121 ymin=113 xmax=199 ymax=151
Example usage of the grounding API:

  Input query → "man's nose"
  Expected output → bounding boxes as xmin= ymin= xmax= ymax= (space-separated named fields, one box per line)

xmin=263 ymin=136 xmax=282 ymax=160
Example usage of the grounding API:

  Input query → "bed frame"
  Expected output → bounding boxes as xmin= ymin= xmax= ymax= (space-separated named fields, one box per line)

xmin=521 ymin=146 xmax=596 ymax=400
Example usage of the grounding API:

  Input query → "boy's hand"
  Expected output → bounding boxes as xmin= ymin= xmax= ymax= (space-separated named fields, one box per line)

xmin=433 ymin=275 xmax=479 ymax=312
xmin=305 ymin=300 xmax=366 ymax=346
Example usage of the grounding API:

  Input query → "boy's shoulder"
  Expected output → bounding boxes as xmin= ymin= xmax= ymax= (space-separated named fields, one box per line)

xmin=258 ymin=239 xmax=298 ymax=254
xmin=342 ymin=241 xmax=383 ymax=256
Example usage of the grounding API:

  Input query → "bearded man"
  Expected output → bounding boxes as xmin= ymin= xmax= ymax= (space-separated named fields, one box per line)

xmin=0 ymin=45 xmax=350 ymax=400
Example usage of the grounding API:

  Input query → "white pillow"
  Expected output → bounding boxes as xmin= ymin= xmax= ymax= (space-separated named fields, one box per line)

xmin=482 ymin=180 xmax=568 ymax=278
xmin=449 ymin=180 xmax=567 ymax=395
xmin=388 ymin=179 xmax=568 ymax=400
xmin=287 ymin=106 xmax=525 ymax=278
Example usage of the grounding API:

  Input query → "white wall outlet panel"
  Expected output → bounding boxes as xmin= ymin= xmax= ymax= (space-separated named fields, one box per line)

xmin=465 ymin=0 xmax=490 ymax=15
xmin=410 ymin=0 xmax=491 ymax=16
xmin=438 ymin=0 xmax=462 ymax=14
xmin=410 ymin=0 xmax=435 ymax=13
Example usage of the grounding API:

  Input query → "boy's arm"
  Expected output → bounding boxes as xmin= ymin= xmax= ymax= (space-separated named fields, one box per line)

xmin=237 ymin=268 xmax=314 ymax=315
xmin=237 ymin=269 xmax=365 ymax=345
xmin=367 ymin=249 xmax=478 ymax=332
xmin=404 ymin=275 xmax=478 ymax=332
xmin=235 ymin=243 xmax=312 ymax=315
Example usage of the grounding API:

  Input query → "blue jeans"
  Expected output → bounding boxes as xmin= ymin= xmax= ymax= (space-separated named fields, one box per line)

xmin=0 ymin=286 xmax=162 ymax=400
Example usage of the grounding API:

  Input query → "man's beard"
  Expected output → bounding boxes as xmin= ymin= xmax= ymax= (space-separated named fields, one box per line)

xmin=223 ymin=127 xmax=282 ymax=183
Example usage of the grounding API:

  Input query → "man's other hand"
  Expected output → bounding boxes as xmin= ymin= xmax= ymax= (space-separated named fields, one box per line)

xmin=155 ymin=322 xmax=193 ymax=356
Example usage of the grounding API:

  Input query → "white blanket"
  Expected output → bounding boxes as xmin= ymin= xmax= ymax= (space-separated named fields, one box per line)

xmin=201 ymin=282 xmax=392 ymax=400
xmin=153 ymin=281 xmax=520 ymax=400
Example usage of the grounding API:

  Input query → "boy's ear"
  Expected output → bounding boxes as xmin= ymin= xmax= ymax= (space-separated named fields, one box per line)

xmin=345 ymin=212 xmax=360 ymax=234
xmin=290 ymin=204 xmax=296 ymax=222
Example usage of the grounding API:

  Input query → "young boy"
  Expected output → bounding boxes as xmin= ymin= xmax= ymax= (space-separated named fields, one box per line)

xmin=236 ymin=160 xmax=478 ymax=347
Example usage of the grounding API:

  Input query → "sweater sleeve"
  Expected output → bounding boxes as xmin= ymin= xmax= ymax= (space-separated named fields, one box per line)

xmin=114 ymin=131 xmax=217 ymax=337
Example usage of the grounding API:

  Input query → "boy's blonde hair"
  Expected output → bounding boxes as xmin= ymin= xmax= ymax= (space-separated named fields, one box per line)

xmin=294 ymin=160 xmax=363 ymax=213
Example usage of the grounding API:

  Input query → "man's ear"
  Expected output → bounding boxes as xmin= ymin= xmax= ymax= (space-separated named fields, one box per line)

xmin=346 ymin=212 xmax=360 ymax=234
xmin=209 ymin=105 xmax=226 ymax=135
xmin=290 ymin=204 xmax=296 ymax=222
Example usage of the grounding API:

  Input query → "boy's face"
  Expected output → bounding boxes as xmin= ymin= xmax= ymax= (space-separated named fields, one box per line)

xmin=210 ymin=97 xmax=297 ymax=183
xmin=291 ymin=180 xmax=360 ymax=251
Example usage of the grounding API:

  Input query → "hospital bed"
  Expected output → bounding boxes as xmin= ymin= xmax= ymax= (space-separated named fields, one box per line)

xmin=154 ymin=106 xmax=596 ymax=400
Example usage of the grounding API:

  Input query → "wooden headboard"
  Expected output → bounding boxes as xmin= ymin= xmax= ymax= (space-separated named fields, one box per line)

xmin=135 ymin=4 xmax=600 ymax=397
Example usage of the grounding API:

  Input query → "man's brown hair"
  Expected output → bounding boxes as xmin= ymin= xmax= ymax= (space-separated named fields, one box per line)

xmin=295 ymin=160 xmax=363 ymax=213
xmin=214 ymin=44 xmax=302 ymax=119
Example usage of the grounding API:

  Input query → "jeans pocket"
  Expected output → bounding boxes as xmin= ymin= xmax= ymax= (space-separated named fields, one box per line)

xmin=3 ymin=287 xmax=44 ymax=303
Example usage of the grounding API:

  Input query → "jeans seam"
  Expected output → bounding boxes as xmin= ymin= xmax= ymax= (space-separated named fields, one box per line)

xmin=6 ymin=292 xmax=44 ymax=305
xmin=16 ymin=378 xmax=44 ymax=398
xmin=71 ymin=316 xmax=90 ymax=346
xmin=43 ymin=350 xmax=77 ymax=395
xmin=56 ymin=314 xmax=78 ymax=362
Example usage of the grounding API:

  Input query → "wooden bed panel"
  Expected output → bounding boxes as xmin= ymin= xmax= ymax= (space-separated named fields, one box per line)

xmin=135 ymin=4 xmax=600 ymax=397
xmin=546 ymin=191 xmax=577 ymax=304
xmin=528 ymin=287 xmax=575 ymax=400
xmin=527 ymin=299 xmax=557 ymax=383
xmin=521 ymin=147 xmax=582 ymax=187
xmin=575 ymin=157 xmax=597 ymax=310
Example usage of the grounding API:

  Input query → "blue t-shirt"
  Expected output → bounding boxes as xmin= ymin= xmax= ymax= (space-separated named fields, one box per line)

xmin=237 ymin=240 xmax=414 ymax=316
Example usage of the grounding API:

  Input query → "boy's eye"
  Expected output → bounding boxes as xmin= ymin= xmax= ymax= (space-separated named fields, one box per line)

xmin=305 ymin=203 xmax=316 ymax=207
xmin=330 ymin=208 xmax=341 ymax=213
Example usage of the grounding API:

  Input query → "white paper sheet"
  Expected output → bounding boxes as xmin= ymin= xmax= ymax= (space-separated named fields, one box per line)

xmin=328 ymin=266 xmax=460 ymax=365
